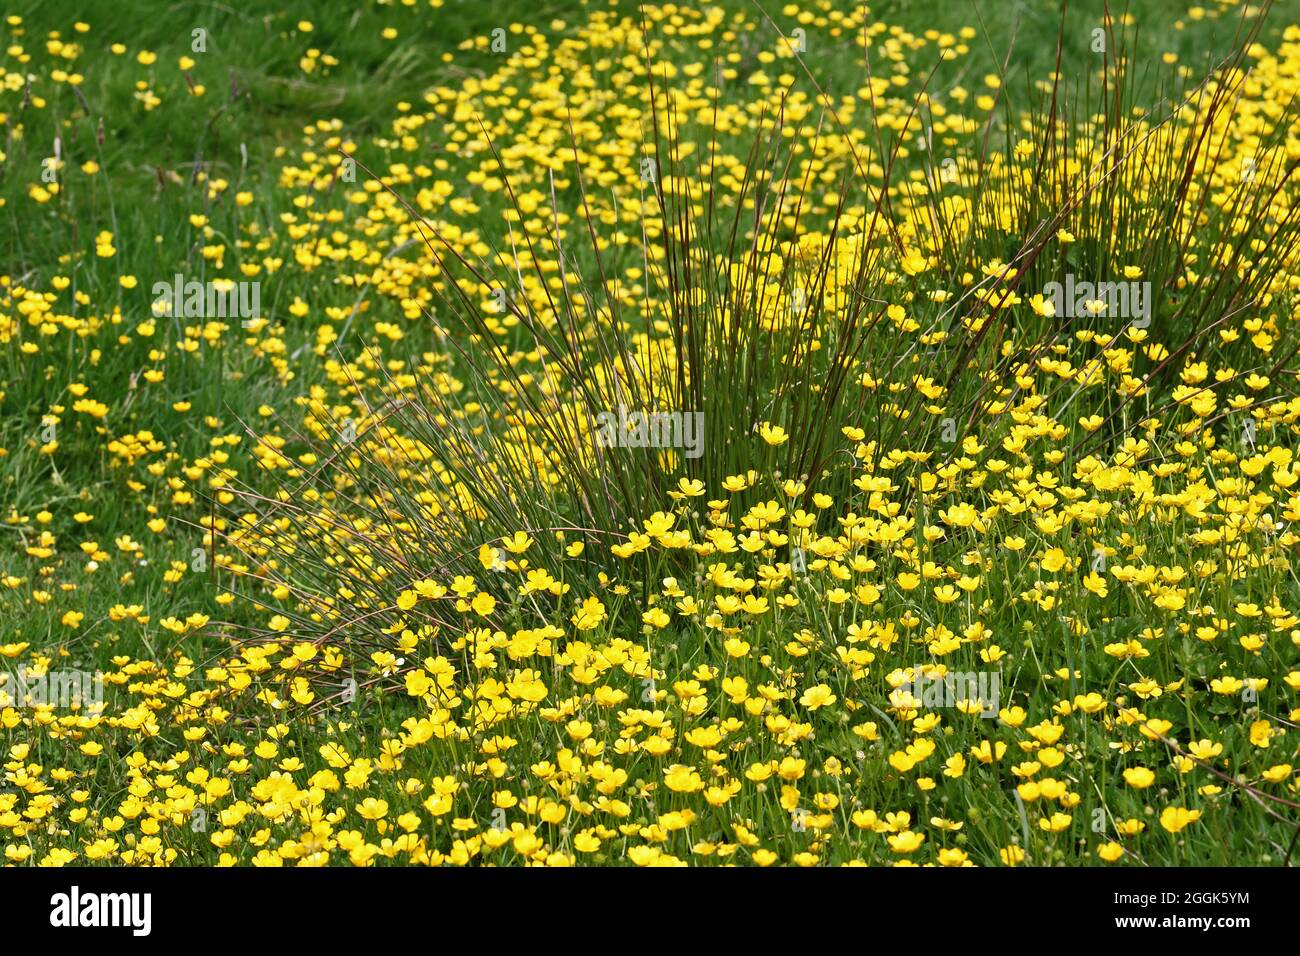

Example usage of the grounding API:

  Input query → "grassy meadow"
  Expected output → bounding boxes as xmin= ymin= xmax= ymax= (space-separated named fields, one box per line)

xmin=1 ymin=0 xmax=1300 ymax=867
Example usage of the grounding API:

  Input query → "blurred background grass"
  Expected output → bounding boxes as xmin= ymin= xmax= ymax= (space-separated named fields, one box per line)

xmin=7 ymin=0 xmax=1291 ymax=229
